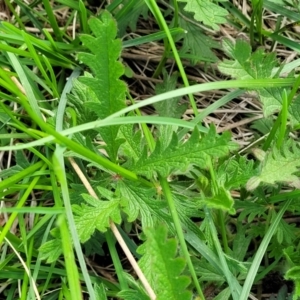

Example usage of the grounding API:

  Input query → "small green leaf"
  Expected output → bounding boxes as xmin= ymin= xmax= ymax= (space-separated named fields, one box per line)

xmin=247 ymin=140 xmax=300 ymax=190
xmin=73 ymin=190 xmax=126 ymax=242
xmin=118 ymin=181 xmax=170 ymax=228
xmin=178 ymin=17 xmax=219 ymax=64
xmin=178 ymin=0 xmax=228 ymax=30
xmin=95 ymin=283 xmax=107 ymax=300
xmin=39 ymin=228 xmax=62 ymax=263
xmin=137 ymin=225 xmax=192 ymax=300
xmin=204 ymin=186 xmax=235 ymax=213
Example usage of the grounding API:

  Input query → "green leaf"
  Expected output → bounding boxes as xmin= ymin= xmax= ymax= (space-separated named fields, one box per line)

xmin=119 ymin=123 xmax=143 ymax=163
xmin=285 ymin=266 xmax=300 ymax=300
xmin=178 ymin=0 xmax=228 ymax=30
xmin=38 ymin=228 xmax=62 ymax=263
xmin=114 ymin=0 xmax=148 ymax=37
xmin=131 ymin=127 xmax=238 ymax=178
xmin=77 ymin=12 xmax=127 ymax=160
xmin=95 ymin=283 xmax=107 ymax=300
xmin=72 ymin=187 xmax=126 ymax=242
xmin=218 ymin=38 xmax=283 ymax=117
xmin=117 ymin=289 xmax=150 ymax=300
xmin=154 ymin=70 xmax=187 ymax=118
xmin=217 ymin=156 xmax=257 ymax=189
xmin=203 ymin=186 xmax=235 ymax=213
xmin=178 ymin=17 xmax=219 ymax=64
xmin=137 ymin=225 xmax=192 ymax=300
xmin=247 ymin=140 xmax=300 ymax=190
xmin=118 ymin=181 xmax=170 ymax=228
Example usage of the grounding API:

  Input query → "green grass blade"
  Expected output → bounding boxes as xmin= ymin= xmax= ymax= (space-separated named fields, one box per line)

xmin=239 ymin=199 xmax=292 ymax=299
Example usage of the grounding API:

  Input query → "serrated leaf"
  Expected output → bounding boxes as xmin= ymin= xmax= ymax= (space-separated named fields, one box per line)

xmin=178 ymin=0 xmax=228 ymax=30
xmin=178 ymin=17 xmax=219 ymax=64
xmin=118 ymin=181 xmax=170 ymax=228
xmin=247 ymin=140 xmax=300 ymax=190
xmin=154 ymin=70 xmax=187 ymax=118
xmin=137 ymin=225 xmax=192 ymax=300
xmin=218 ymin=39 xmax=284 ymax=117
xmin=131 ymin=127 xmax=238 ymax=178
xmin=77 ymin=12 xmax=127 ymax=160
xmin=73 ymin=189 xmax=126 ymax=242
xmin=67 ymin=77 xmax=98 ymax=139
xmin=217 ymin=156 xmax=257 ymax=189
xmin=116 ymin=0 xmax=148 ymax=37
xmin=119 ymin=123 xmax=143 ymax=162
xmin=38 ymin=228 xmax=62 ymax=263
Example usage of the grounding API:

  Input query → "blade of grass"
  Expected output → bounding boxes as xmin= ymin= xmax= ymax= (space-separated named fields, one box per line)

xmin=55 ymin=68 xmax=96 ymax=299
xmin=52 ymin=150 xmax=84 ymax=300
xmin=205 ymin=208 xmax=241 ymax=300
xmin=42 ymin=0 xmax=63 ymax=41
xmin=239 ymin=199 xmax=292 ymax=299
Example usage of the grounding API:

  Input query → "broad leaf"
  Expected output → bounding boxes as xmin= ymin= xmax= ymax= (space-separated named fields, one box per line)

xmin=78 ymin=12 xmax=127 ymax=161
xmin=178 ymin=0 xmax=228 ymax=30
xmin=73 ymin=187 xmax=126 ymax=242
xmin=137 ymin=225 xmax=192 ymax=300
xmin=247 ymin=140 xmax=300 ymax=190
xmin=218 ymin=38 xmax=283 ymax=117
xmin=131 ymin=127 xmax=238 ymax=178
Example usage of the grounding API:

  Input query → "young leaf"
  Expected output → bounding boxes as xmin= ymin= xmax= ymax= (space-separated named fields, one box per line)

xmin=131 ymin=127 xmax=238 ymax=178
xmin=137 ymin=225 xmax=192 ymax=300
xmin=218 ymin=38 xmax=283 ymax=117
xmin=203 ymin=186 xmax=235 ymax=213
xmin=178 ymin=0 xmax=228 ymax=30
xmin=72 ymin=189 xmax=126 ymax=242
xmin=247 ymin=140 xmax=300 ymax=190
xmin=77 ymin=12 xmax=127 ymax=160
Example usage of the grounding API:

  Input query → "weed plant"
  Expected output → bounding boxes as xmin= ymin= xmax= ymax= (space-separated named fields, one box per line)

xmin=0 ymin=0 xmax=300 ymax=299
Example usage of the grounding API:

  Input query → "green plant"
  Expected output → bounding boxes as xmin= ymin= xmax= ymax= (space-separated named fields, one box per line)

xmin=0 ymin=0 xmax=300 ymax=300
